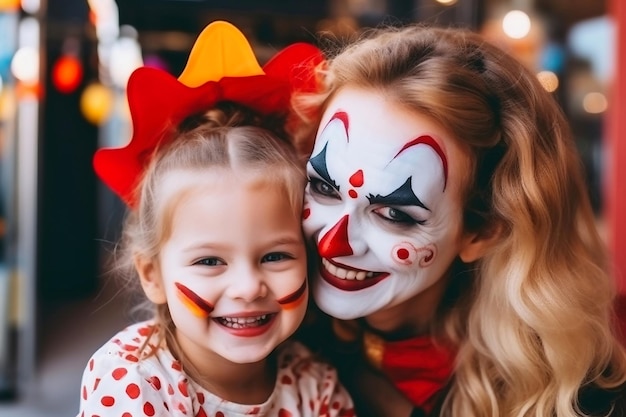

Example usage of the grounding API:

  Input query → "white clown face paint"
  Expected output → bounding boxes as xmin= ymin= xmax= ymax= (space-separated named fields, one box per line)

xmin=303 ymin=87 xmax=469 ymax=321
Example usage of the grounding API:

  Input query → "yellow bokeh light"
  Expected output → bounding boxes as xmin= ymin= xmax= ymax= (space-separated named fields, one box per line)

xmin=537 ymin=71 xmax=559 ymax=92
xmin=80 ymin=83 xmax=113 ymax=125
xmin=583 ymin=92 xmax=607 ymax=114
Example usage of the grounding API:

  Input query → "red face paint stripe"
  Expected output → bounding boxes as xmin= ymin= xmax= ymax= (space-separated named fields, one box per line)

xmin=327 ymin=111 xmax=349 ymax=140
xmin=175 ymin=282 xmax=214 ymax=317
xmin=277 ymin=279 xmax=307 ymax=306
xmin=394 ymin=135 xmax=448 ymax=190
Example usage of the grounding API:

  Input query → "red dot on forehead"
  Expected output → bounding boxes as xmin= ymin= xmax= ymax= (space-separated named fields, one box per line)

xmin=349 ymin=170 xmax=364 ymax=187
xmin=397 ymin=248 xmax=410 ymax=260
xmin=348 ymin=189 xmax=358 ymax=199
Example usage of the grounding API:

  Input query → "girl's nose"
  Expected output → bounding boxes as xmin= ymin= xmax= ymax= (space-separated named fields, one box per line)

xmin=224 ymin=267 xmax=268 ymax=302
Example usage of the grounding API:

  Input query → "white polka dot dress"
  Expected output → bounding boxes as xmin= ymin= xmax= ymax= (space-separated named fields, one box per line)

xmin=76 ymin=320 xmax=356 ymax=417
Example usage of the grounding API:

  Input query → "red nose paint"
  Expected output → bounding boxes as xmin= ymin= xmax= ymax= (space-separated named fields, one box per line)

xmin=318 ymin=215 xmax=354 ymax=258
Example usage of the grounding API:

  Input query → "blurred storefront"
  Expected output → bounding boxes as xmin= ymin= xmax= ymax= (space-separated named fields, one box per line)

xmin=0 ymin=0 xmax=620 ymax=406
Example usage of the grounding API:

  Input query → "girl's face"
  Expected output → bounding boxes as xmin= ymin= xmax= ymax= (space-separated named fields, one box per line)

xmin=303 ymin=87 xmax=470 ymax=321
xmin=147 ymin=171 xmax=307 ymax=366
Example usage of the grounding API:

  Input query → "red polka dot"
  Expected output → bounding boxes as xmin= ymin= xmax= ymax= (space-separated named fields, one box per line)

xmin=101 ymin=396 xmax=115 ymax=407
xmin=89 ymin=359 xmax=94 ymax=371
xmin=93 ymin=378 xmax=101 ymax=390
xmin=112 ymin=367 xmax=128 ymax=380
xmin=143 ymin=402 xmax=155 ymax=416
xmin=278 ymin=409 xmax=293 ymax=417
xmin=309 ymin=399 xmax=315 ymax=410
xmin=302 ymin=208 xmax=311 ymax=219
xmin=167 ymin=384 xmax=174 ymax=395
xmin=126 ymin=383 xmax=140 ymax=399
xmin=125 ymin=354 xmax=139 ymax=362
xmin=216 ymin=412 xmax=224 ymax=417
xmin=122 ymin=413 xmax=132 ymax=417
xmin=177 ymin=402 xmax=187 ymax=414
xmin=397 ymin=248 xmax=410 ymax=260
xmin=332 ymin=401 xmax=341 ymax=409
xmin=197 ymin=392 xmax=205 ymax=404
xmin=348 ymin=189 xmax=358 ymax=198
xmin=82 ymin=385 xmax=87 ymax=400
xmin=178 ymin=380 xmax=189 ymax=397
xmin=147 ymin=376 xmax=161 ymax=390
xmin=124 ymin=344 xmax=139 ymax=351
xmin=171 ymin=361 xmax=182 ymax=371
xmin=281 ymin=375 xmax=293 ymax=385
xmin=137 ymin=326 xmax=151 ymax=336
xmin=340 ymin=408 xmax=356 ymax=417
xmin=195 ymin=406 xmax=207 ymax=417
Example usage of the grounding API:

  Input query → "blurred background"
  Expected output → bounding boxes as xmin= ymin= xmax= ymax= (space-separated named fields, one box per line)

xmin=0 ymin=0 xmax=623 ymax=416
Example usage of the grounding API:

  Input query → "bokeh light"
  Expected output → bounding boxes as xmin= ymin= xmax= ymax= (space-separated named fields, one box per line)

xmin=502 ymin=10 xmax=531 ymax=39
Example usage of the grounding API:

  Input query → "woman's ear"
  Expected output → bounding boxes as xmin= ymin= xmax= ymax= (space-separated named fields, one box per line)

xmin=134 ymin=254 xmax=167 ymax=304
xmin=458 ymin=224 xmax=502 ymax=263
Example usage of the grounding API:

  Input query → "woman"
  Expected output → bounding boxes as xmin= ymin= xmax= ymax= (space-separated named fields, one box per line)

xmin=294 ymin=24 xmax=626 ymax=416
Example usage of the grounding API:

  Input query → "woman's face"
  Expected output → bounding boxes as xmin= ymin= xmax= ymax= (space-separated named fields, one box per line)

xmin=303 ymin=86 xmax=471 ymax=321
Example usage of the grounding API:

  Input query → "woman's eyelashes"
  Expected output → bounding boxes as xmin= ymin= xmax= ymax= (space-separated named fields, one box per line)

xmin=309 ymin=177 xmax=340 ymax=199
xmin=373 ymin=206 xmax=426 ymax=226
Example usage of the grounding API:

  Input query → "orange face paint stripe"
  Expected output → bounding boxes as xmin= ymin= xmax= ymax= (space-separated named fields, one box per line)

xmin=175 ymin=282 xmax=214 ymax=318
xmin=277 ymin=279 xmax=307 ymax=310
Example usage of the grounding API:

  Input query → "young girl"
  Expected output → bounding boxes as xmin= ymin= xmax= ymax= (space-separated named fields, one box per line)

xmin=294 ymin=24 xmax=626 ymax=417
xmin=77 ymin=21 xmax=354 ymax=417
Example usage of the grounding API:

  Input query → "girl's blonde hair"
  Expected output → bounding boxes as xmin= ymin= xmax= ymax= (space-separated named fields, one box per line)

xmin=294 ymin=25 xmax=626 ymax=417
xmin=116 ymin=101 xmax=306 ymax=363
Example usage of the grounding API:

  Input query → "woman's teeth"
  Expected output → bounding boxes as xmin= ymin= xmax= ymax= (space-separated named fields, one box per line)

xmin=322 ymin=259 xmax=375 ymax=280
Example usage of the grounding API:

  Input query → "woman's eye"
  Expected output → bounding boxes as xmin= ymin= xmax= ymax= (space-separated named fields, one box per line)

xmin=309 ymin=178 xmax=339 ymax=199
xmin=194 ymin=257 xmax=225 ymax=266
xmin=374 ymin=207 xmax=424 ymax=226
xmin=262 ymin=252 xmax=291 ymax=263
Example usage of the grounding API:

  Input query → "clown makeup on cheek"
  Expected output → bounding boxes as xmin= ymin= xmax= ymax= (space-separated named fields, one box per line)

xmin=276 ymin=279 xmax=308 ymax=310
xmin=175 ymin=282 xmax=215 ymax=318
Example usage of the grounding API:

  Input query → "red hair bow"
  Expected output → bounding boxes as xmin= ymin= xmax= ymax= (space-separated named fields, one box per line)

xmin=93 ymin=20 xmax=323 ymax=208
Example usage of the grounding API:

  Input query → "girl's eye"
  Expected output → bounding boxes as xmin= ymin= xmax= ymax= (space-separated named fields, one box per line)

xmin=194 ymin=257 xmax=225 ymax=266
xmin=374 ymin=207 xmax=425 ymax=226
xmin=262 ymin=252 xmax=291 ymax=263
xmin=310 ymin=178 xmax=339 ymax=199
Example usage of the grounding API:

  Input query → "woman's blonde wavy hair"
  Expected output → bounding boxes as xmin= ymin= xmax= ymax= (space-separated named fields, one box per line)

xmin=293 ymin=25 xmax=626 ymax=417
xmin=114 ymin=101 xmax=307 ymax=371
